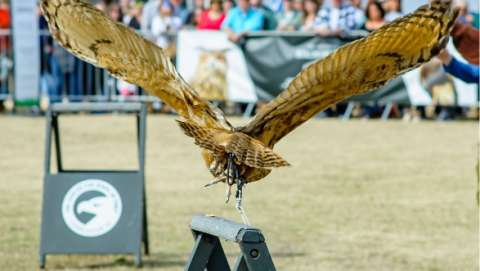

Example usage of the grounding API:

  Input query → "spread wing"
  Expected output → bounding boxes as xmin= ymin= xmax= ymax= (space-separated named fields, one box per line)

xmin=40 ymin=0 xmax=231 ymax=130
xmin=241 ymin=1 xmax=458 ymax=147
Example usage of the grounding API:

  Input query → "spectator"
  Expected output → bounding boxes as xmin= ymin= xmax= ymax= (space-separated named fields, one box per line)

xmin=363 ymin=1 xmax=385 ymax=32
xmin=141 ymin=0 xmax=162 ymax=39
xmin=473 ymin=11 xmax=480 ymax=30
xmin=276 ymin=0 xmax=302 ymax=31
xmin=293 ymin=0 xmax=304 ymax=13
xmin=350 ymin=0 xmax=366 ymax=28
xmin=427 ymin=0 xmax=478 ymax=65
xmin=0 ymin=0 xmax=9 ymax=29
xmin=438 ymin=49 xmax=479 ymax=84
xmin=454 ymin=0 xmax=474 ymax=25
xmin=120 ymin=0 xmax=142 ymax=29
xmin=420 ymin=58 xmax=457 ymax=120
xmin=95 ymin=0 xmax=117 ymax=11
xmin=194 ymin=0 xmax=206 ymax=10
xmin=171 ymin=0 xmax=193 ymax=25
xmin=383 ymin=0 xmax=402 ymax=22
xmin=223 ymin=0 xmax=235 ymax=14
xmin=127 ymin=3 xmax=144 ymax=30
xmin=0 ymin=0 xmax=9 ymax=52
xmin=301 ymin=0 xmax=320 ymax=32
xmin=113 ymin=0 xmax=140 ymax=96
xmin=106 ymin=3 xmax=123 ymax=22
xmin=197 ymin=0 xmax=226 ymax=30
xmin=192 ymin=0 xmax=206 ymax=26
xmin=451 ymin=21 xmax=479 ymax=65
xmin=39 ymin=14 xmax=55 ymax=103
xmin=193 ymin=7 xmax=203 ymax=27
xmin=0 ymin=0 xmax=9 ymax=97
xmin=117 ymin=79 xmax=138 ymax=97
xmin=119 ymin=0 xmax=132 ymax=20
xmin=315 ymin=0 xmax=361 ymax=36
xmin=250 ymin=0 xmax=278 ymax=30
xmin=51 ymin=43 xmax=81 ymax=102
xmin=95 ymin=0 xmax=107 ymax=11
xmin=151 ymin=2 xmax=183 ymax=49
xmin=263 ymin=0 xmax=283 ymax=13
xmin=222 ymin=0 xmax=264 ymax=42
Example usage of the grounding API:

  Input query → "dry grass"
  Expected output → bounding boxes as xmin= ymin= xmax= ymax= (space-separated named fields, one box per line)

xmin=0 ymin=114 xmax=477 ymax=270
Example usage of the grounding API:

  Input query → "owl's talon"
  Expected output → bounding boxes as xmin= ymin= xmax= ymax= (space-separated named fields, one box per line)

xmin=204 ymin=176 xmax=226 ymax=188
xmin=222 ymin=153 xmax=250 ymax=224
xmin=235 ymin=178 xmax=249 ymax=225
xmin=225 ymin=184 xmax=232 ymax=203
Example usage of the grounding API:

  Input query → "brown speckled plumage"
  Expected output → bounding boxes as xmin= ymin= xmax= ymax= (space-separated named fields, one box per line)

xmin=241 ymin=1 xmax=458 ymax=149
xmin=41 ymin=0 xmax=458 ymax=185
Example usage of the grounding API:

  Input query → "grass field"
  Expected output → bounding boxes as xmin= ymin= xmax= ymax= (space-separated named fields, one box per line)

xmin=0 ymin=114 xmax=478 ymax=270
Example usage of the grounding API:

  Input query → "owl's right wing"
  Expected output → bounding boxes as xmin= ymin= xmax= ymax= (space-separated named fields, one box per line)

xmin=40 ymin=0 xmax=231 ymax=130
xmin=241 ymin=1 xmax=458 ymax=147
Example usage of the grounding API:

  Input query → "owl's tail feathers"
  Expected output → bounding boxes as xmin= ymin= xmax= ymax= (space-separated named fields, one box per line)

xmin=176 ymin=119 xmax=290 ymax=169
xmin=225 ymin=135 xmax=291 ymax=168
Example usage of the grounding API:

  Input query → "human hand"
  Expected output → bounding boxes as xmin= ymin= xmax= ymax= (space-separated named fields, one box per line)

xmin=437 ymin=49 xmax=452 ymax=65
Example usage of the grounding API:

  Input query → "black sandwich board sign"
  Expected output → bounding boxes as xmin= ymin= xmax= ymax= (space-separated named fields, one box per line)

xmin=39 ymin=102 xmax=149 ymax=268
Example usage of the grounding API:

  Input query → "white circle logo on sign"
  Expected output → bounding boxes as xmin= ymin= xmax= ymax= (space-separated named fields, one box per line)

xmin=62 ymin=179 xmax=122 ymax=238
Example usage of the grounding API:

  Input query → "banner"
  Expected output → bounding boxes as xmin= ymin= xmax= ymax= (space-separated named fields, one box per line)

xmin=176 ymin=30 xmax=257 ymax=103
xmin=243 ymin=33 xmax=346 ymax=100
xmin=348 ymin=77 xmax=410 ymax=104
xmin=242 ymin=33 xmax=478 ymax=106
xmin=11 ymin=0 xmax=40 ymax=104
xmin=178 ymin=31 xmax=477 ymax=106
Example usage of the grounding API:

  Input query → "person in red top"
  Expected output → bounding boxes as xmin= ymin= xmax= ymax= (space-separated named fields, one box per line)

xmin=0 ymin=1 xmax=9 ymax=30
xmin=197 ymin=0 xmax=225 ymax=30
xmin=0 ymin=0 xmax=9 ymax=97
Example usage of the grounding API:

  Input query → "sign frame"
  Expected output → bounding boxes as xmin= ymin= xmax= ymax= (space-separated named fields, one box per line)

xmin=39 ymin=103 xmax=149 ymax=268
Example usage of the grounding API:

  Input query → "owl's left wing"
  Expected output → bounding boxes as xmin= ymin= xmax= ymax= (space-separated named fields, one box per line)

xmin=40 ymin=0 xmax=231 ymax=130
xmin=241 ymin=1 xmax=458 ymax=147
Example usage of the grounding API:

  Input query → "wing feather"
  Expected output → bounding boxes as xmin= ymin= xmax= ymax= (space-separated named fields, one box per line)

xmin=226 ymin=134 xmax=290 ymax=168
xmin=241 ymin=1 xmax=458 ymax=147
xmin=40 ymin=0 xmax=230 ymax=130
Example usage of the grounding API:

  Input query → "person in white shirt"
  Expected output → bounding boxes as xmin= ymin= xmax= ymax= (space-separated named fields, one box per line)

xmin=315 ymin=0 xmax=361 ymax=36
xmin=151 ymin=2 xmax=183 ymax=49
xmin=350 ymin=0 xmax=366 ymax=28
xmin=141 ymin=0 xmax=162 ymax=39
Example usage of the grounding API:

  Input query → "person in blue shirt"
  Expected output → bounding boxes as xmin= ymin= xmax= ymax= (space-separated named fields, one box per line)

xmin=250 ymin=0 xmax=278 ymax=30
xmin=438 ymin=49 xmax=479 ymax=84
xmin=221 ymin=0 xmax=264 ymax=42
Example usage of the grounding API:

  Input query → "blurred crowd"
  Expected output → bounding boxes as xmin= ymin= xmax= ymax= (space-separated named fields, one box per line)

xmin=85 ymin=0 xmax=480 ymax=47
xmin=93 ymin=0 xmax=410 ymax=46
xmin=0 ymin=0 xmax=477 ymax=120
xmin=88 ymin=0 xmax=475 ymax=35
